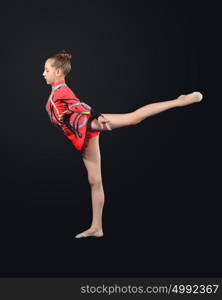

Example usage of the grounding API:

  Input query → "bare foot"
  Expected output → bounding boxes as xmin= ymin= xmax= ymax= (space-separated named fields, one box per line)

xmin=75 ymin=228 xmax=104 ymax=239
xmin=177 ymin=92 xmax=203 ymax=107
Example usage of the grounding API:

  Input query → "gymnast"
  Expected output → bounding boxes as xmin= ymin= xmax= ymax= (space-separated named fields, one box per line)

xmin=43 ymin=50 xmax=203 ymax=238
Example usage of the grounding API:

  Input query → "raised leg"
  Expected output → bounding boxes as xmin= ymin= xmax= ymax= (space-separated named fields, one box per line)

xmin=75 ymin=135 xmax=104 ymax=238
xmin=89 ymin=91 xmax=203 ymax=131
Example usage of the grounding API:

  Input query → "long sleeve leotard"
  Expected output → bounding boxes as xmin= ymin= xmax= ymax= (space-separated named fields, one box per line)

xmin=45 ymin=81 xmax=101 ymax=152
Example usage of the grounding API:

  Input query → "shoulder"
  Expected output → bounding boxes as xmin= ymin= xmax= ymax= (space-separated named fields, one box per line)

xmin=54 ymin=85 xmax=79 ymax=100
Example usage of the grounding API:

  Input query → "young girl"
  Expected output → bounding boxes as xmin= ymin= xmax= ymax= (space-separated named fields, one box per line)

xmin=43 ymin=50 xmax=203 ymax=239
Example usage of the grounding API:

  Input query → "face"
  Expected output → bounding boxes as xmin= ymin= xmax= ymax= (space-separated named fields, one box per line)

xmin=42 ymin=59 xmax=63 ymax=85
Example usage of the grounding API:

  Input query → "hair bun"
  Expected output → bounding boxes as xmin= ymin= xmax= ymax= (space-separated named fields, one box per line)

xmin=57 ymin=50 xmax=72 ymax=60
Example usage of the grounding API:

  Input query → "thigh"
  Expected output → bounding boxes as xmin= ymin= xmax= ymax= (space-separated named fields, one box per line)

xmin=82 ymin=135 xmax=102 ymax=180
xmin=89 ymin=112 xmax=135 ymax=131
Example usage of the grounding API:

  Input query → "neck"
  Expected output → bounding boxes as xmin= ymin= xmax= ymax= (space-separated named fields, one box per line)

xmin=51 ymin=79 xmax=66 ymax=87
xmin=51 ymin=81 xmax=66 ymax=92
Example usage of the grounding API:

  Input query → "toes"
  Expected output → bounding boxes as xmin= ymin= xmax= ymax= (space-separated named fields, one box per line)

xmin=75 ymin=233 xmax=87 ymax=238
xmin=75 ymin=229 xmax=104 ymax=238
xmin=192 ymin=91 xmax=203 ymax=102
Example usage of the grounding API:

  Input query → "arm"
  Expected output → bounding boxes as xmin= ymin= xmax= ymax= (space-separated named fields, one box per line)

xmin=54 ymin=89 xmax=110 ymax=130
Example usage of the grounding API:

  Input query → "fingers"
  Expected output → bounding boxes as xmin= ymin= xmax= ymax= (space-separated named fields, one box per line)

xmin=105 ymin=121 xmax=112 ymax=131
xmin=104 ymin=119 xmax=112 ymax=131
xmin=97 ymin=116 xmax=112 ymax=131
xmin=98 ymin=116 xmax=105 ymax=128
xmin=99 ymin=120 xmax=104 ymax=130
xmin=102 ymin=117 xmax=112 ymax=131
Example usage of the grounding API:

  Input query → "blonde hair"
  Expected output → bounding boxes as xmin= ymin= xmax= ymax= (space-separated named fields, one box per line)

xmin=49 ymin=50 xmax=72 ymax=76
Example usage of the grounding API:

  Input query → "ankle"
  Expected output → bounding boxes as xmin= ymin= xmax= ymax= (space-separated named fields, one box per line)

xmin=90 ymin=226 xmax=103 ymax=232
xmin=173 ymin=98 xmax=182 ymax=107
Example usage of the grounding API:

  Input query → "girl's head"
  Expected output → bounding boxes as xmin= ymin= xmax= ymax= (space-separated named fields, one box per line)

xmin=43 ymin=50 xmax=72 ymax=85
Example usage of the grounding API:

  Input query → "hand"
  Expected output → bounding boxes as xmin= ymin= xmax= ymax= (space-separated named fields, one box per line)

xmin=97 ymin=115 xmax=112 ymax=130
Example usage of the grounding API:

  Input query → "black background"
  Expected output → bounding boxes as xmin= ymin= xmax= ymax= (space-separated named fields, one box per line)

xmin=1 ymin=0 xmax=221 ymax=276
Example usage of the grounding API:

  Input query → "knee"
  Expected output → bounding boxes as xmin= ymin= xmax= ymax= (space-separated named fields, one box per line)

xmin=88 ymin=175 xmax=102 ymax=187
xmin=130 ymin=111 xmax=141 ymax=126
xmin=131 ymin=116 xmax=140 ymax=125
xmin=132 ymin=119 xmax=140 ymax=125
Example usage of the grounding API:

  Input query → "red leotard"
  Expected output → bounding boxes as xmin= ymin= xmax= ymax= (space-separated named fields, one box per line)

xmin=45 ymin=81 xmax=100 ymax=151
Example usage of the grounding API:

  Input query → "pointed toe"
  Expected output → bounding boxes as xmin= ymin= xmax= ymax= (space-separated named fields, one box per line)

xmin=75 ymin=233 xmax=87 ymax=239
xmin=193 ymin=91 xmax=203 ymax=101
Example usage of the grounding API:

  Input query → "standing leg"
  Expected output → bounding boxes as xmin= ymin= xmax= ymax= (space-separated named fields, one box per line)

xmin=75 ymin=135 xmax=104 ymax=238
xmin=89 ymin=91 xmax=203 ymax=131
